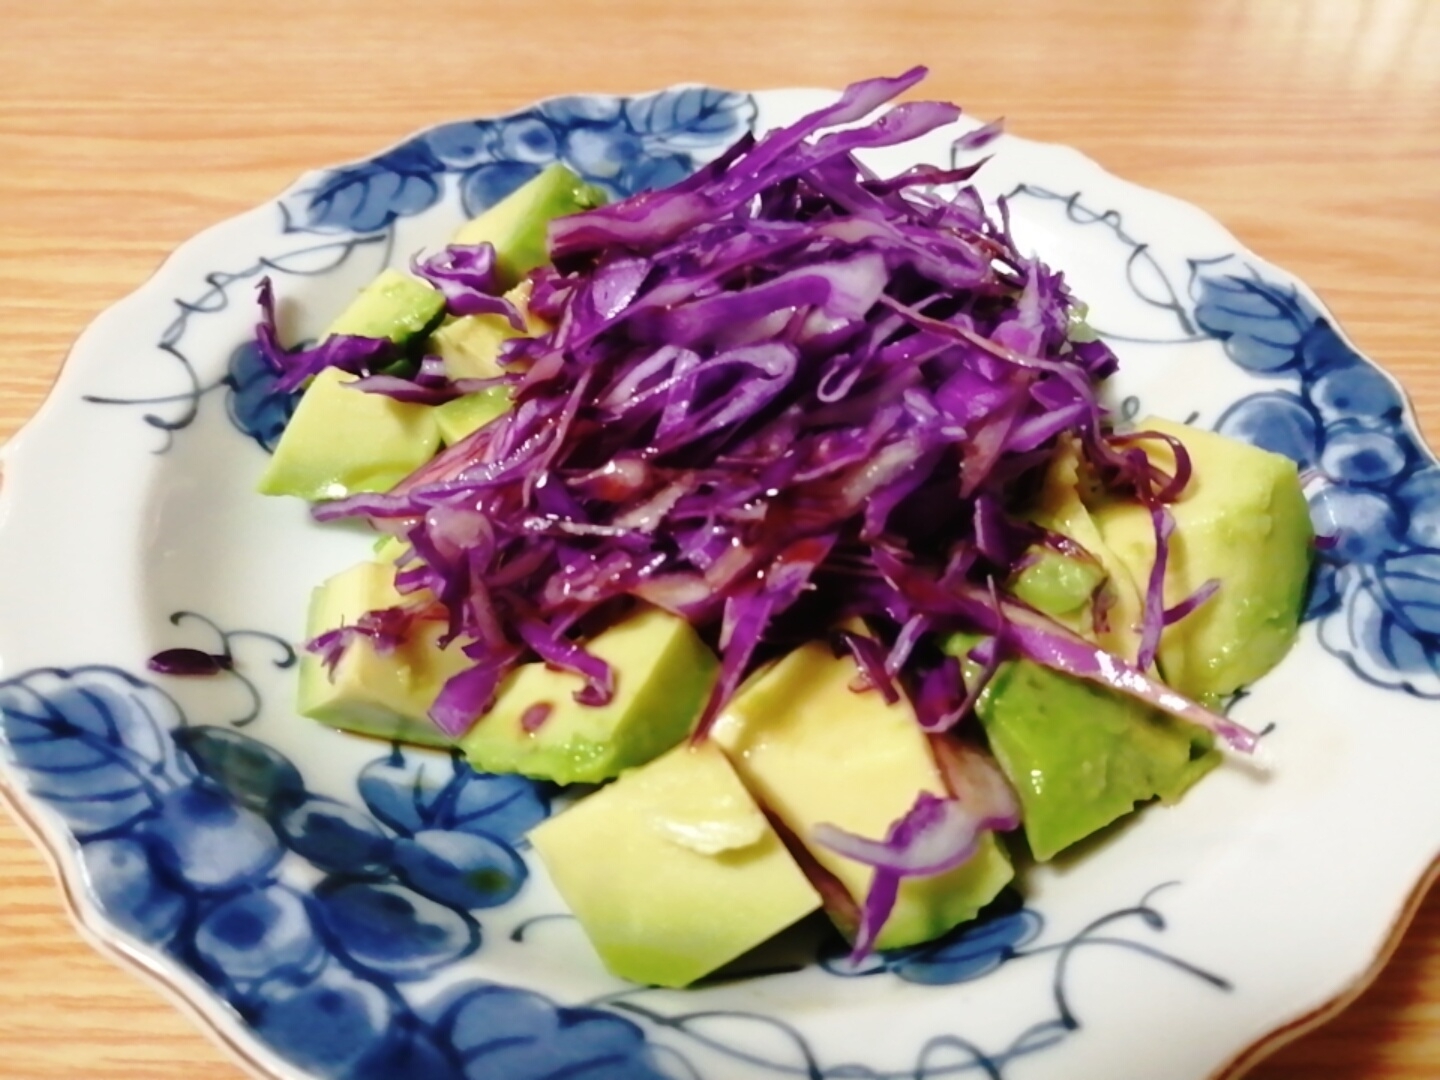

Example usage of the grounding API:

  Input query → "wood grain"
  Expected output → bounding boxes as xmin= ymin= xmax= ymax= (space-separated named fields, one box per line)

xmin=2 ymin=1 xmax=1438 ymax=1077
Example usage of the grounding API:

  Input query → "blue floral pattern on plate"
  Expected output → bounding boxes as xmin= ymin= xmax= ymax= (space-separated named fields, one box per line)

xmin=5 ymin=88 xmax=1440 ymax=1080
xmin=86 ymin=86 xmax=756 ymax=453
xmin=0 ymin=661 xmax=1230 ymax=1080
xmin=1192 ymin=256 xmax=1440 ymax=697
xmin=1000 ymin=182 xmax=1440 ymax=700
xmin=0 ymin=664 xmax=679 ymax=1080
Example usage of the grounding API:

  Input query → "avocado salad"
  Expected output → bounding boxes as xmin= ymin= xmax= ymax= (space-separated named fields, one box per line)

xmin=251 ymin=68 xmax=1313 ymax=988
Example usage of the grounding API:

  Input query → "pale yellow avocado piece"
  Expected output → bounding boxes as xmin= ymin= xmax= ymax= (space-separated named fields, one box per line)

xmin=711 ymin=642 xmax=1014 ymax=952
xmin=1024 ymin=437 xmax=1147 ymax=661
xmin=1008 ymin=548 xmax=1106 ymax=619
xmin=451 ymin=163 xmax=608 ymax=289
xmin=458 ymin=606 xmax=719 ymax=785
xmin=1089 ymin=416 xmax=1313 ymax=703
xmin=296 ymin=561 xmax=470 ymax=747
xmin=257 ymin=367 xmax=441 ymax=501
xmin=428 ymin=280 xmax=544 ymax=382
xmin=529 ymin=741 xmax=822 ymax=987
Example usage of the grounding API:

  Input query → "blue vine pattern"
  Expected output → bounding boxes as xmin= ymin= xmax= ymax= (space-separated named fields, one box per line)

xmin=19 ymin=110 xmax=1433 ymax=1080
xmin=0 ymin=658 xmax=1232 ymax=1079
xmin=0 ymin=664 xmax=682 ymax=1080
xmin=146 ymin=610 xmax=297 ymax=726
xmin=600 ymin=885 xmax=1226 ymax=1079
xmin=1191 ymin=257 xmax=1440 ymax=697
xmin=1001 ymin=183 xmax=1440 ymax=699
xmin=85 ymin=87 xmax=756 ymax=453
xmin=84 ymin=235 xmax=387 ymax=452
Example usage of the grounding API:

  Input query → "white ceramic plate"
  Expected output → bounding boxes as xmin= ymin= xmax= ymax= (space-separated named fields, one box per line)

xmin=3 ymin=84 xmax=1439 ymax=1080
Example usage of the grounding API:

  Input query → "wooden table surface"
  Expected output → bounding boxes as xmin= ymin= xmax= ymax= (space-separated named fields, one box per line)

xmin=2 ymin=2 xmax=1438 ymax=1077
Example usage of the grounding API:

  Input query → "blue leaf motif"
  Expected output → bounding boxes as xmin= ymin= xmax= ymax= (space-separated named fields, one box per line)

xmin=225 ymin=340 xmax=297 ymax=453
xmin=356 ymin=748 xmax=548 ymax=843
xmin=428 ymin=981 xmax=672 ymax=1080
xmin=0 ymin=666 xmax=193 ymax=838
xmin=1377 ymin=550 xmax=1440 ymax=638
xmin=625 ymin=86 xmax=756 ymax=146
xmin=1320 ymin=568 xmax=1440 ymax=694
xmin=1189 ymin=258 xmax=1440 ymax=698
xmin=299 ymin=146 xmax=445 ymax=234
xmin=1191 ymin=270 xmax=1307 ymax=374
xmin=1298 ymin=317 xmax=1360 ymax=378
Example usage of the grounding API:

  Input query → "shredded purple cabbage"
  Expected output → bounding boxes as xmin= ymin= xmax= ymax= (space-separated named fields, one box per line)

xmin=813 ymin=790 xmax=1017 ymax=961
xmin=302 ymin=67 xmax=1246 ymax=757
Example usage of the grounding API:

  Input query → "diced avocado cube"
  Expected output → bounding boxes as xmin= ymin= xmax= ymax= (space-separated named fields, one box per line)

xmin=458 ymin=606 xmax=718 ymax=785
xmin=1089 ymin=416 xmax=1314 ymax=703
xmin=529 ymin=741 xmax=822 ymax=987
xmin=711 ymin=641 xmax=1014 ymax=952
xmin=434 ymin=388 xmax=512 ymax=445
xmin=428 ymin=281 xmax=543 ymax=381
xmin=1008 ymin=547 xmax=1106 ymax=619
xmin=296 ymin=561 xmax=469 ymax=747
xmin=325 ymin=268 xmax=446 ymax=345
xmin=947 ymin=637 xmax=1217 ymax=861
xmin=257 ymin=367 xmax=441 ymax=501
xmin=452 ymin=163 xmax=607 ymax=289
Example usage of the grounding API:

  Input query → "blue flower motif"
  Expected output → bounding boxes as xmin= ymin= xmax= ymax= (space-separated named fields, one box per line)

xmin=1192 ymin=256 xmax=1440 ymax=697
xmin=0 ymin=663 xmax=641 ymax=1080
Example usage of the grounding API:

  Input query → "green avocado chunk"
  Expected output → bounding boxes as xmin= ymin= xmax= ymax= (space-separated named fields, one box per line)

xmin=296 ymin=561 xmax=468 ymax=747
xmin=945 ymin=634 xmax=1217 ymax=862
xmin=1089 ymin=416 xmax=1314 ymax=703
xmin=529 ymin=741 xmax=822 ymax=987
xmin=711 ymin=640 xmax=1014 ymax=952
xmin=1008 ymin=547 xmax=1106 ymax=618
xmin=452 ymin=162 xmax=608 ymax=290
xmin=458 ymin=606 xmax=719 ymax=785
xmin=433 ymin=387 xmax=512 ymax=445
xmin=256 ymin=367 xmax=441 ymax=501
xmin=326 ymin=268 xmax=445 ymax=345
xmin=1022 ymin=437 xmax=1147 ymax=661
